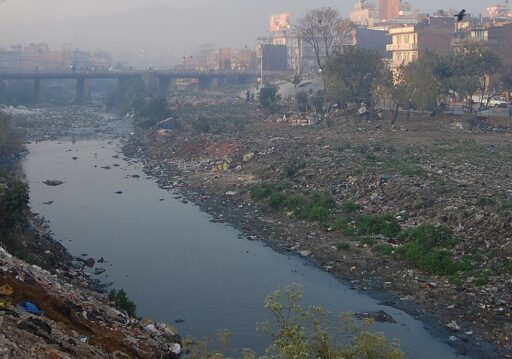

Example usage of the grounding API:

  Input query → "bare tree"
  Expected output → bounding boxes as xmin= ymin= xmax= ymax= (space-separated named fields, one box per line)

xmin=296 ymin=7 xmax=353 ymax=73
xmin=296 ymin=7 xmax=354 ymax=108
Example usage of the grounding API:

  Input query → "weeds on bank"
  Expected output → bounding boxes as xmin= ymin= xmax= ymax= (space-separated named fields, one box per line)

xmin=108 ymin=289 xmax=137 ymax=317
xmin=184 ymin=285 xmax=404 ymax=359
xmin=250 ymin=183 xmax=488 ymax=277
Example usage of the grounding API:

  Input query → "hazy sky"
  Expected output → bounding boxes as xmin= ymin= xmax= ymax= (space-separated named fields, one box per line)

xmin=0 ymin=0 xmax=496 ymax=52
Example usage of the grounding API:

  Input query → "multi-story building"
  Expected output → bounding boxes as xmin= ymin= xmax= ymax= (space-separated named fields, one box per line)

xmin=469 ymin=23 xmax=512 ymax=82
xmin=379 ymin=0 xmax=400 ymax=20
xmin=387 ymin=16 xmax=455 ymax=70
xmin=350 ymin=0 xmax=379 ymax=27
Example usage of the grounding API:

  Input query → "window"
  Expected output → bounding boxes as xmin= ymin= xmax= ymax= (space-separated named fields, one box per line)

xmin=404 ymin=35 xmax=409 ymax=44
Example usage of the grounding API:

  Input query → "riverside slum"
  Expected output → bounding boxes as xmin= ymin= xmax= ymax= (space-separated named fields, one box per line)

xmin=0 ymin=107 xmax=182 ymax=358
xmin=125 ymin=94 xmax=512 ymax=358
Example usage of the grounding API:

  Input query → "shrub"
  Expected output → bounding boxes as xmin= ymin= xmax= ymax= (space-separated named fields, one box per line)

xmin=250 ymin=182 xmax=291 ymax=200
xmin=331 ymin=217 xmax=355 ymax=236
xmin=396 ymin=224 xmax=461 ymax=275
xmin=108 ymin=289 xmax=137 ymax=317
xmin=336 ymin=242 xmax=350 ymax=251
xmin=285 ymin=159 xmax=307 ymax=177
xmin=373 ymin=244 xmax=394 ymax=255
xmin=342 ymin=201 xmax=362 ymax=213
xmin=355 ymin=214 xmax=400 ymax=238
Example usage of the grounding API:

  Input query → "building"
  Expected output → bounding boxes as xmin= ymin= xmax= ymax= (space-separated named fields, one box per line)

xmin=350 ymin=0 xmax=379 ymax=27
xmin=470 ymin=23 xmax=512 ymax=81
xmin=348 ymin=27 xmax=391 ymax=58
xmin=379 ymin=0 xmax=400 ymax=20
xmin=231 ymin=49 xmax=256 ymax=72
xmin=387 ymin=16 xmax=455 ymax=70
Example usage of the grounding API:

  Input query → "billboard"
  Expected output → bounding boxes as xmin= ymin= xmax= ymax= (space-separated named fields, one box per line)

xmin=262 ymin=44 xmax=287 ymax=72
xmin=269 ymin=13 xmax=290 ymax=33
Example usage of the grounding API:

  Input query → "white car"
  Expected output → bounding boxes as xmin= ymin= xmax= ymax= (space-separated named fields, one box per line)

xmin=487 ymin=97 xmax=508 ymax=108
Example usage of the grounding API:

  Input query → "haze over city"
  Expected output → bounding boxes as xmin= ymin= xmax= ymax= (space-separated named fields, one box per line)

xmin=0 ymin=0 xmax=492 ymax=51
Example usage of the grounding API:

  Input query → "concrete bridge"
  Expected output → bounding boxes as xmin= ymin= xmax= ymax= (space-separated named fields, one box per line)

xmin=0 ymin=70 xmax=258 ymax=104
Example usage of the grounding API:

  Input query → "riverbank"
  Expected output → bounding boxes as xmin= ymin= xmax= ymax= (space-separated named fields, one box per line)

xmin=0 ymin=106 xmax=182 ymax=358
xmin=123 ymin=95 xmax=511 ymax=358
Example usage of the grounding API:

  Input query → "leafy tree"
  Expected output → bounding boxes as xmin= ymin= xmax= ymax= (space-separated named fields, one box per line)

xmin=106 ymin=79 xmax=147 ymax=115
xmin=0 ymin=177 xmax=29 ymax=234
xmin=0 ymin=113 xmax=24 ymax=156
xmin=135 ymin=95 xmax=172 ymax=128
xmin=296 ymin=91 xmax=309 ymax=112
xmin=324 ymin=47 xmax=386 ymax=110
xmin=449 ymin=40 xmax=501 ymax=111
xmin=260 ymin=84 xmax=281 ymax=113
xmin=382 ymin=66 xmax=408 ymax=126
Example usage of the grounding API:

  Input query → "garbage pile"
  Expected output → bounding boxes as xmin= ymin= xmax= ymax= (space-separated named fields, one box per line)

xmin=2 ymin=105 xmax=121 ymax=141
xmin=0 ymin=245 xmax=181 ymax=358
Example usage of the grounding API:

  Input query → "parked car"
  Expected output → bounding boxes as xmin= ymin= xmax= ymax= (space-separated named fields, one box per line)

xmin=487 ymin=96 xmax=508 ymax=108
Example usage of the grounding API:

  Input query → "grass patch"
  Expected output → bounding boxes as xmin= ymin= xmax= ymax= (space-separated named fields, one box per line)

xmin=251 ymin=183 xmax=336 ymax=224
xmin=396 ymin=224 xmax=463 ymax=275
xmin=502 ymin=259 xmax=512 ymax=273
xmin=342 ymin=201 xmax=362 ymax=213
xmin=475 ymin=196 xmax=496 ymax=207
xmin=372 ymin=244 xmax=394 ymax=255
xmin=250 ymin=182 xmax=292 ymax=200
xmin=355 ymin=214 xmax=400 ymax=238
xmin=336 ymin=242 xmax=350 ymax=251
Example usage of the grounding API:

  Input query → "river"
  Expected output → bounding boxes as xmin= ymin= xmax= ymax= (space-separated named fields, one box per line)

xmin=22 ymin=120 xmax=478 ymax=358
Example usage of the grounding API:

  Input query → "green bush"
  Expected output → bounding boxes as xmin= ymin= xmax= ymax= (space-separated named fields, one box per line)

xmin=373 ymin=244 xmax=394 ymax=255
xmin=342 ymin=201 xmax=362 ymax=213
xmin=336 ymin=242 xmax=350 ymax=251
xmin=0 ymin=177 xmax=29 ymax=234
xmin=108 ymin=289 xmax=137 ymax=317
xmin=250 ymin=182 xmax=291 ymax=200
xmin=331 ymin=217 xmax=355 ymax=236
xmin=396 ymin=224 xmax=461 ymax=275
xmin=355 ymin=214 xmax=400 ymax=238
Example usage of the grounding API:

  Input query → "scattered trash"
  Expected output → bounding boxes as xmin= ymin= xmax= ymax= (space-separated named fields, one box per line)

xmin=18 ymin=301 xmax=43 ymax=316
xmin=84 ymin=258 xmax=95 ymax=268
xmin=0 ymin=285 xmax=13 ymax=296
xmin=42 ymin=180 xmax=64 ymax=187
xmin=354 ymin=310 xmax=396 ymax=323
xmin=93 ymin=268 xmax=106 ymax=275
xmin=447 ymin=320 xmax=461 ymax=331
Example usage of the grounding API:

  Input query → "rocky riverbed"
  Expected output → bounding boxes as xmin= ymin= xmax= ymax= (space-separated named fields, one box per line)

xmin=122 ymin=95 xmax=512 ymax=358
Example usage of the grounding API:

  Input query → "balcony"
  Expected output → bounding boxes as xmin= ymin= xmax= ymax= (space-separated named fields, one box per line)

xmin=386 ymin=43 xmax=418 ymax=51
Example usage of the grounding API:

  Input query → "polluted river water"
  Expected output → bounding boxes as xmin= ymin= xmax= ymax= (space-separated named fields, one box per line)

xmin=22 ymin=124 xmax=489 ymax=358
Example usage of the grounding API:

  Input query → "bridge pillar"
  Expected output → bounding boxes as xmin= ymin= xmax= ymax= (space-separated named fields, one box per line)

xmin=75 ymin=77 xmax=86 ymax=105
xmin=144 ymin=73 xmax=159 ymax=94
xmin=158 ymin=77 xmax=177 ymax=94
xmin=198 ymin=77 xmax=214 ymax=91
xmin=33 ymin=78 xmax=41 ymax=104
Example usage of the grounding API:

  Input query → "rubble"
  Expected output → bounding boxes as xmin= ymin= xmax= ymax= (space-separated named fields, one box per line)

xmin=0 ymin=245 xmax=181 ymax=358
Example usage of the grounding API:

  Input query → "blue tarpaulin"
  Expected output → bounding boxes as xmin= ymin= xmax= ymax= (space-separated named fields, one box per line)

xmin=19 ymin=301 xmax=43 ymax=315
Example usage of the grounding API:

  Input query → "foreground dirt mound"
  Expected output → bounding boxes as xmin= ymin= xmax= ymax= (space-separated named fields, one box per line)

xmin=0 ymin=246 xmax=181 ymax=358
